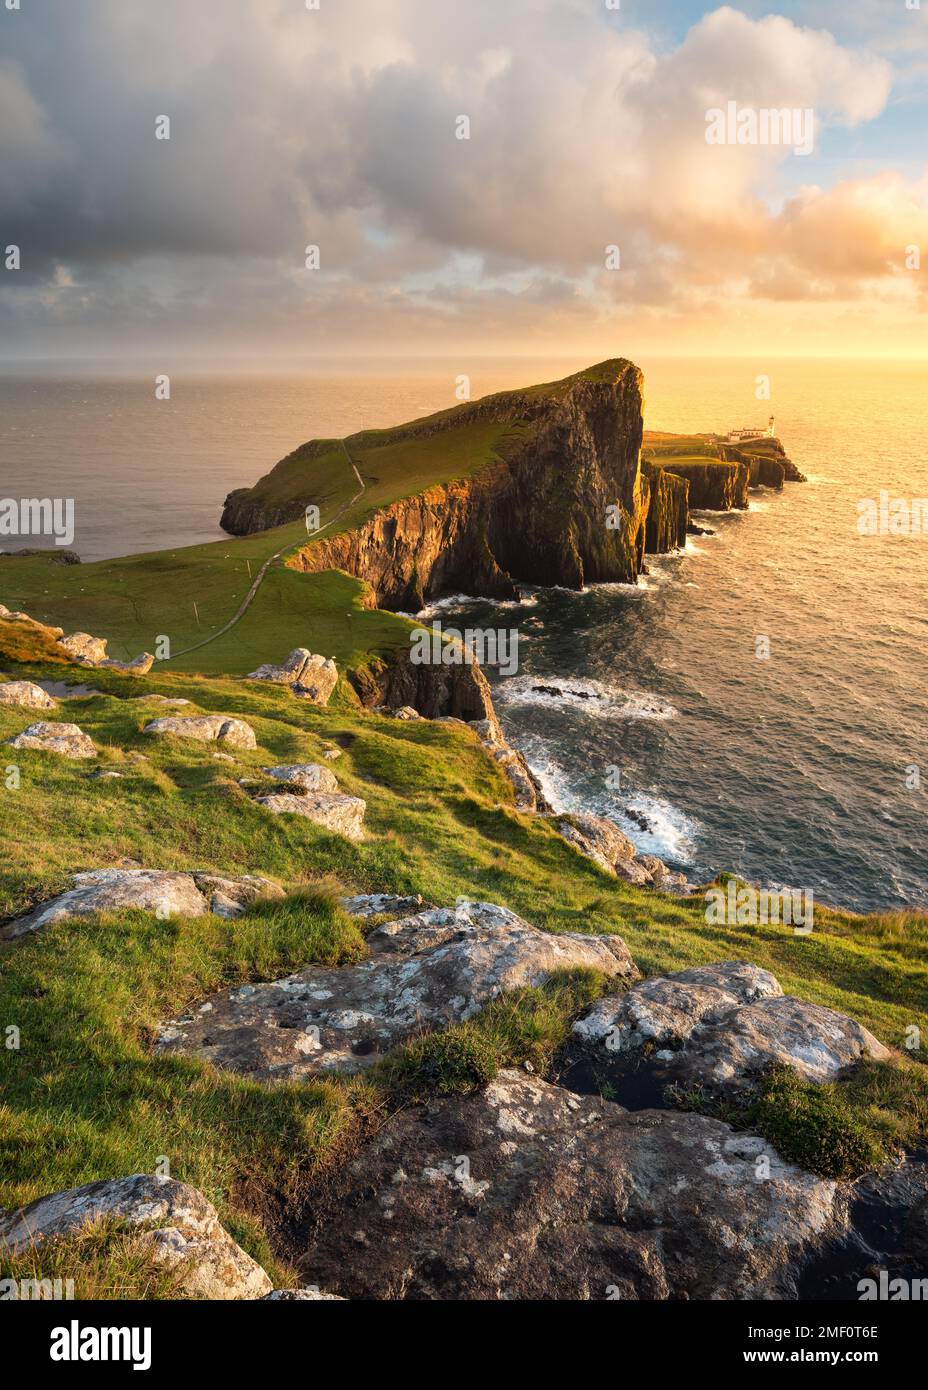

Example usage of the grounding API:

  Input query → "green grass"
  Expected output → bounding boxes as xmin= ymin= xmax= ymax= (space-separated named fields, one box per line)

xmin=0 ymin=647 xmax=925 ymax=1292
xmin=676 ymin=1058 xmax=928 ymax=1180
xmin=376 ymin=968 xmax=611 ymax=1099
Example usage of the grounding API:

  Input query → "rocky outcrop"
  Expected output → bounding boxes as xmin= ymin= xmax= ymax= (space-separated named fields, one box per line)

xmin=0 ymin=680 xmax=56 ymax=710
xmin=721 ymin=438 xmax=806 ymax=485
xmin=255 ymin=791 xmax=367 ymax=840
xmin=571 ymin=961 xmax=891 ymax=1096
xmin=299 ymin=1068 xmax=842 ymax=1300
xmin=59 ymin=631 xmax=108 ymax=665
xmin=155 ymin=900 xmax=639 ymax=1080
xmin=553 ymin=810 xmax=689 ymax=892
xmin=0 ymin=1175 xmax=272 ymax=1300
xmin=284 ymin=363 xmax=651 ymax=602
xmin=101 ymin=652 xmax=155 ymax=675
xmin=46 ymin=627 xmax=153 ymax=674
xmin=143 ymin=714 xmax=257 ymax=750
xmin=1 ymin=868 xmax=284 ymax=939
xmin=247 ymin=649 xmax=338 ymax=705
xmin=351 ymin=648 xmax=495 ymax=724
xmin=263 ymin=763 xmax=340 ymax=793
xmin=6 ymin=720 xmax=97 ymax=759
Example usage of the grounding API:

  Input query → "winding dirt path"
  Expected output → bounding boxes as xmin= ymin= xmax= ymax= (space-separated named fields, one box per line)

xmin=164 ymin=440 xmax=366 ymax=661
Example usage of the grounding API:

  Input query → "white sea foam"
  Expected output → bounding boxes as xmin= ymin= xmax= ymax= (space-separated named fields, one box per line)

xmin=610 ymin=794 xmax=698 ymax=865
xmin=416 ymin=591 xmax=540 ymax=619
xmin=494 ymin=674 xmax=677 ymax=721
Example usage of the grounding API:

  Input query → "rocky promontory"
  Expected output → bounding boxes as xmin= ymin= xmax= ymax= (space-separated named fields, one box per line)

xmin=222 ymin=361 xmax=804 ymax=614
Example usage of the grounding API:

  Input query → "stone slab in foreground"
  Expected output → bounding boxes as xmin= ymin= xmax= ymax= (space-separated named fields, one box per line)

xmin=300 ymin=1069 xmax=842 ymax=1300
xmin=156 ymin=901 xmax=639 ymax=1079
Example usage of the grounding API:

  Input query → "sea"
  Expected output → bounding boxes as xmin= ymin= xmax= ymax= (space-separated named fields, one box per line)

xmin=2 ymin=356 xmax=927 ymax=912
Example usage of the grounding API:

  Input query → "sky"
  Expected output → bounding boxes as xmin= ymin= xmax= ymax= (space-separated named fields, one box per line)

xmin=1 ymin=0 xmax=926 ymax=364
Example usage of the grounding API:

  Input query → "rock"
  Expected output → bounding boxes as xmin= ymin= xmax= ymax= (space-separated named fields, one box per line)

xmin=263 ymin=1288 xmax=345 ymax=1301
xmin=143 ymin=714 xmax=257 ymax=750
xmin=247 ymin=649 xmax=337 ymax=705
xmin=636 ymin=854 xmax=691 ymax=894
xmin=0 ymin=1175 xmax=272 ymax=1300
xmin=6 ymin=720 xmax=97 ymax=759
xmin=388 ymin=705 xmax=422 ymax=720
xmin=88 ymin=769 xmax=123 ymax=780
xmin=299 ymin=1069 xmax=843 ymax=1300
xmin=322 ymin=748 xmax=342 ymax=761
xmin=0 ymin=681 xmax=57 ymax=711
xmin=340 ymin=893 xmax=428 ymax=920
xmin=2 ymin=869 xmax=209 ymax=939
xmin=59 ymin=631 xmax=108 ymax=665
xmin=191 ymin=873 xmax=285 ymax=920
xmin=100 ymin=652 xmax=155 ymax=675
xmin=469 ymin=716 xmax=549 ymax=812
xmin=213 ymin=752 xmax=236 ymax=763
xmin=155 ymin=901 xmax=639 ymax=1080
xmin=255 ymin=792 xmax=366 ymax=841
xmin=555 ymin=811 xmax=637 ymax=872
xmin=572 ymin=961 xmax=891 ymax=1094
xmin=1 ymin=868 xmax=283 ymax=939
xmin=263 ymin=763 xmax=339 ymax=794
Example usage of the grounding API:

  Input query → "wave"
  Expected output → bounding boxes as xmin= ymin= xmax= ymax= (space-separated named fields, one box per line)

xmin=502 ymin=738 xmax=697 ymax=866
xmin=415 ymin=591 xmax=540 ymax=619
xmin=494 ymin=674 xmax=678 ymax=721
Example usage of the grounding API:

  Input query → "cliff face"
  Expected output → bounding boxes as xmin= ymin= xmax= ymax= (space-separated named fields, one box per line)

xmin=641 ymin=463 xmax=689 ymax=553
xmin=290 ymin=363 xmax=653 ymax=607
xmin=662 ymin=460 xmax=750 ymax=511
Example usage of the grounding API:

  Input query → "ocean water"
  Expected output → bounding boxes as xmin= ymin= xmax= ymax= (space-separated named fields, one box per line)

xmin=2 ymin=357 xmax=927 ymax=911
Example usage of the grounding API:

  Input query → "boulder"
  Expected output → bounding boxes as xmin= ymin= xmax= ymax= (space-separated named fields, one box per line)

xmin=100 ymin=652 xmax=155 ymax=675
xmin=0 ymin=681 xmax=57 ymax=711
xmin=554 ymin=811 xmax=687 ymax=890
xmin=155 ymin=901 xmax=639 ymax=1080
xmin=388 ymin=705 xmax=422 ymax=720
xmin=263 ymin=763 xmax=339 ymax=794
xmin=255 ymin=791 xmax=366 ymax=841
xmin=1 ymin=868 xmax=284 ymax=939
xmin=572 ymin=961 xmax=891 ymax=1094
xmin=6 ymin=720 xmax=97 ymax=759
xmin=300 ymin=1070 xmax=843 ymax=1300
xmin=59 ymin=631 xmax=108 ymax=665
xmin=143 ymin=714 xmax=257 ymax=750
xmin=340 ymin=893 xmax=428 ymax=920
xmin=191 ymin=872 xmax=285 ymax=920
xmin=2 ymin=869 xmax=209 ymax=939
xmin=247 ymin=649 xmax=338 ymax=705
xmin=0 ymin=1175 xmax=272 ymax=1300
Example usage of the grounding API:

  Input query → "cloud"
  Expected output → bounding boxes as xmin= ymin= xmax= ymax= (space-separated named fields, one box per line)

xmin=0 ymin=0 xmax=918 ymax=357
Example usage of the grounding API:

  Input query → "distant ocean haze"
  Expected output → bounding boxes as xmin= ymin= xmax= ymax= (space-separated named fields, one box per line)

xmin=2 ymin=356 xmax=927 ymax=910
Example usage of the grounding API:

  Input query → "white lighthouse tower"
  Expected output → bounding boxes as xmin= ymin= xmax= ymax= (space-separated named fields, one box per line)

xmin=767 ymin=416 xmax=775 ymax=437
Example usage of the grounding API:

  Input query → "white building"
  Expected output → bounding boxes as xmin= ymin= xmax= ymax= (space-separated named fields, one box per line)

xmin=727 ymin=417 xmax=775 ymax=443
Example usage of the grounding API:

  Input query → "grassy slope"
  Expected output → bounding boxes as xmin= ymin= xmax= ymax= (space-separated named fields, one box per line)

xmin=1 ymin=658 xmax=926 ymax=1293
xmin=1 ymin=374 xmax=925 ymax=1293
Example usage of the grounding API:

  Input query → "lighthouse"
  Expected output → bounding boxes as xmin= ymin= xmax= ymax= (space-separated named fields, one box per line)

xmin=767 ymin=416 xmax=775 ymax=437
